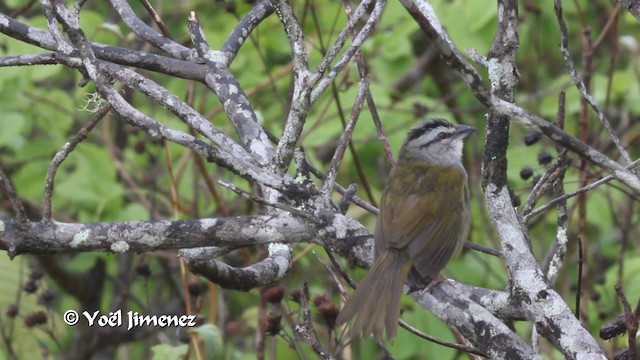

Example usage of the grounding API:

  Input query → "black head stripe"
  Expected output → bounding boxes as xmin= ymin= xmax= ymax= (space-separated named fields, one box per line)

xmin=406 ymin=118 xmax=453 ymax=143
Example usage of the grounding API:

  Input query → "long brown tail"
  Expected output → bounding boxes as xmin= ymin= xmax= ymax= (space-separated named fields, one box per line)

xmin=336 ymin=250 xmax=411 ymax=340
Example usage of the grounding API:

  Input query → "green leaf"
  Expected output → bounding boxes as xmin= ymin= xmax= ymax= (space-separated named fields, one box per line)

xmin=151 ymin=344 xmax=189 ymax=360
xmin=118 ymin=203 xmax=151 ymax=221
xmin=191 ymin=324 xmax=224 ymax=360
xmin=13 ymin=160 xmax=50 ymax=199
xmin=0 ymin=112 xmax=26 ymax=149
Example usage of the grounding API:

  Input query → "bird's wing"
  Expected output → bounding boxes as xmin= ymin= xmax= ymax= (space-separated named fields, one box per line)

xmin=375 ymin=163 xmax=470 ymax=278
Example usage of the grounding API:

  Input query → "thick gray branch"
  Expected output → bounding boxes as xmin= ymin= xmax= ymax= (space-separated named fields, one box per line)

xmin=485 ymin=185 xmax=605 ymax=359
xmin=0 ymin=215 xmax=307 ymax=256
xmin=0 ymin=212 xmax=369 ymax=257
xmin=182 ymin=243 xmax=292 ymax=291
xmin=618 ymin=0 xmax=640 ymax=21
xmin=411 ymin=281 xmax=540 ymax=360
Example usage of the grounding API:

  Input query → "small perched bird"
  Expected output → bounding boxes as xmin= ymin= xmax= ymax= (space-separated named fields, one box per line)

xmin=336 ymin=118 xmax=475 ymax=340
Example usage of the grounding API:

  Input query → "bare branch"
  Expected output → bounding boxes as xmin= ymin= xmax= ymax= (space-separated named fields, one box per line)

xmin=545 ymin=93 xmax=570 ymax=284
xmin=614 ymin=284 xmax=639 ymax=359
xmin=183 ymin=243 xmax=292 ymax=291
xmin=271 ymin=0 xmax=312 ymax=172
xmin=485 ymin=186 xmax=605 ymax=359
xmin=524 ymin=158 xmax=640 ymax=223
xmin=294 ymin=283 xmax=336 ymax=359
xmin=618 ymin=0 xmax=640 ymax=21
xmin=312 ymin=0 xmax=375 ymax=81
xmin=43 ymin=105 xmax=111 ymax=219
xmin=310 ymin=0 xmax=386 ymax=104
xmin=554 ymin=0 xmax=635 ymax=168
xmin=187 ymin=13 xmax=275 ymax=166
xmin=0 ymin=211 xmax=370 ymax=256
xmin=321 ymin=77 xmax=369 ymax=200
xmin=109 ymin=0 xmax=193 ymax=59
xmin=221 ymin=0 xmax=275 ymax=61
xmin=491 ymin=98 xmax=640 ymax=193
xmin=397 ymin=0 xmax=491 ymax=107
xmin=0 ymin=165 xmax=27 ymax=223
xmin=410 ymin=280 xmax=540 ymax=359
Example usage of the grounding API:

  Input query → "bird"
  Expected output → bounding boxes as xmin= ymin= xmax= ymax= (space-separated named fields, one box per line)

xmin=336 ymin=118 xmax=475 ymax=341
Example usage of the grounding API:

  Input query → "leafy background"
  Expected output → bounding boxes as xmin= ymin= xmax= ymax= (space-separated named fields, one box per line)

xmin=0 ymin=0 xmax=639 ymax=358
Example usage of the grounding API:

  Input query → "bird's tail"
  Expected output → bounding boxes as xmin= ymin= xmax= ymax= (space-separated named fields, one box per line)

xmin=336 ymin=250 xmax=411 ymax=340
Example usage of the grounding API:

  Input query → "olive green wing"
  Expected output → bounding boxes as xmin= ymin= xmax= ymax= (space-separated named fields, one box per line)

xmin=375 ymin=165 xmax=470 ymax=278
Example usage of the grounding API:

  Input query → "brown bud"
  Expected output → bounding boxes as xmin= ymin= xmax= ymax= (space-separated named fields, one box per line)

xmin=176 ymin=327 xmax=191 ymax=343
xmin=264 ymin=285 xmax=285 ymax=304
xmin=262 ymin=312 xmax=282 ymax=336
xmin=520 ymin=166 xmax=534 ymax=180
xmin=29 ymin=267 xmax=44 ymax=281
xmin=38 ymin=289 xmax=55 ymax=306
xmin=194 ymin=315 xmax=206 ymax=327
xmin=23 ymin=280 xmax=37 ymax=294
xmin=188 ymin=282 xmax=208 ymax=297
xmin=224 ymin=1 xmax=237 ymax=13
xmin=524 ymin=130 xmax=542 ymax=146
xmin=135 ymin=263 xmax=151 ymax=278
xmin=289 ymin=288 xmax=303 ymax=304
xmin=313 ymin=294 xmax=330 ymax=307
xmin=412 ymin=103 xmax=430 ymax=117
xmin=613 ymin=348 xmax=632 ymax=360
xmin=6 ymin=305 xmax=18 ymax=318
xmin=599 ymin=314 xmax=625 ymax=340
xmin=538 ymin=150 xmax=553 ymax=165
xmin=316 ymin=302 xmax=339 ymax=330
xmin=24 ymin=311 xmax=47 ymax=327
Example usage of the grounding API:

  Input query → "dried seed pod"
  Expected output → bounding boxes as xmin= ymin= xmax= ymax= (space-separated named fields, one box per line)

xmin=524 ymin=130 xmax=542 ymax=146
xmin=520 ymin=166 xmax=534 ymax=180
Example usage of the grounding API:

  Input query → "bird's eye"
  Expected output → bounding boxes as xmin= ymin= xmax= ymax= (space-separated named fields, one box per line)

xmin=437 ymin=132 xmax=449 ymax=140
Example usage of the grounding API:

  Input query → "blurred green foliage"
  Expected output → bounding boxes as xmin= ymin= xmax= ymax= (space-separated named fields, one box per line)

xmin=1 ymin=0 xmax=639 ymax=358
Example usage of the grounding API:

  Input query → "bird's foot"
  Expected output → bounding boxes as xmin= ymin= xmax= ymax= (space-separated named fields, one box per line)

xmin=424 ymin=273 xmax=447 ymax=293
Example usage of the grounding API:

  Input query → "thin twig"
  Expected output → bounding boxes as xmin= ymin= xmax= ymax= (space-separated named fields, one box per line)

xmin=341 ymin=0 xmax=394 ymax=169
xmin=310 ymin=0 xmax=376 ymax=90
xmin=323 ymin=246 xmax=357 ymax=291
xmin=217 ymin=180 xmax=317 ymax=222
xmin=327 ymin=76 xmax=378 ymax=205
xmin=463 ymin=241 xmax=503 ymax=258
xmin=314 ymin=250 xmax=348 ymax=299
xmin=338 ymin=183 xmax=358 ymax=215
xmin=192 ymin=152 xmax=230 ymax=216
xmin=311 ymin=0 xmax=386 ymax=103
xmin=524 ymin=158 xmax=640 ymax=223
xmin=0 ymin=165 xmax=27 ymax=223
xmin=398 ymin=320 xmax=487 ymax=358
xmin=545 ymin=92 xmax=569 ymax=284
xmin=575 ymin=236 xmax=584 ymax=319
xmin=521 ymin=160 xmax=568 ymax=216
xmin=321 ymin=77 xmax=369 ymax=200
xmin=307 ymin=165 xmax=379 ymax=215
xmin=592 ymin=4 xmax=621 ymax=52
xmin=295 ymin=283 xmax=336 ymax=360
xmin=554 ymin=0 xmax=635 ymax=170
xmin=140 ymin=0 xmax=172 ymax=38
xmin=614 ymin=284 xmax=639 ymax=359
xmin=43 ymin=104 xmax=111 ymax=219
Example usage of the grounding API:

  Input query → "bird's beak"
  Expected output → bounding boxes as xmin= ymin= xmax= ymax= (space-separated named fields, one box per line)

xmin=453 ymin=124 xmax=476 ymax=139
